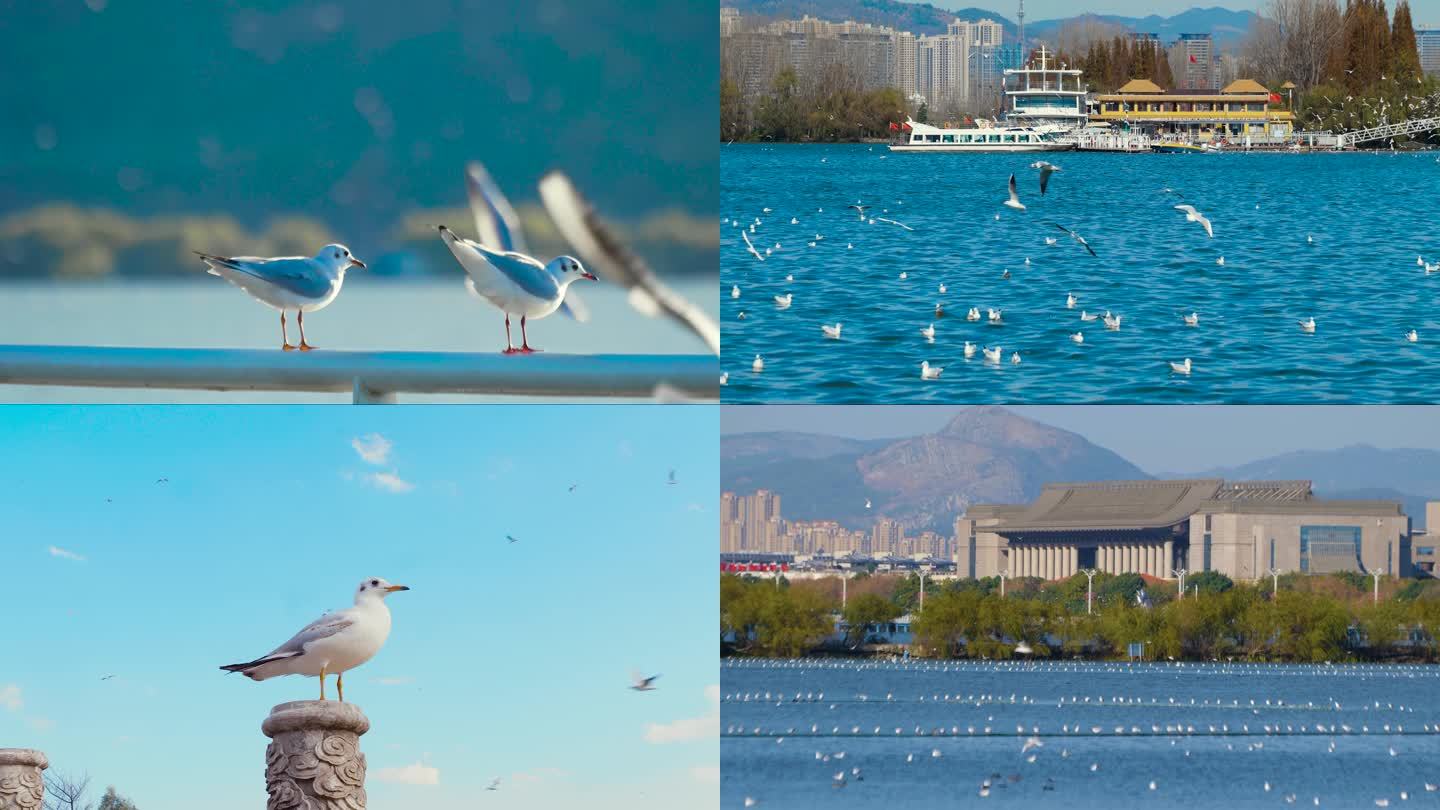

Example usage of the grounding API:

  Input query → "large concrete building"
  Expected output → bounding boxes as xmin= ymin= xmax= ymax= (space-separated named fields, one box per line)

xmin=1418 ymin=26 xmax=1440 ymax=77
xmin=955 ymin=479 xmax=1412 ymax=581
xmin=1175 ymin=33 xmax=1217 ymax=90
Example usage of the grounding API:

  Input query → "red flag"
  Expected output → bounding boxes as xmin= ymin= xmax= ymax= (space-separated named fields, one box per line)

xmin=889 ymin=121 xmax=899 ymax=132
xmin=901 ymin=121 xmax=912 ymax=130
xmin=1268 ymin=92 xmax=1281 ymax=103
xmin=1189 ymin=54 xmax=1197 ymax=63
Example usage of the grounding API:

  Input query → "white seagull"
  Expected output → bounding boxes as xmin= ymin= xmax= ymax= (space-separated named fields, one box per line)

xmin=731 ymin=285 xmax=741 ymax=299
xmin=196 ymin=244 xmax=365 ymax=351
xmin=1299 ymin=317 xmax=1316 ymax=334
xmin=1031 ymin=161 xmax=1061 ymax=195
xmin=437 ymin=226 xmax=595 ymax=353
xmin=1079 ymin=311 xmax=1098 ymax=322
xmin=1183 ymin=312 xmax=1200 ymax=327
xmin=1405 ymin=329 xmax=1418 ymax=343
xmin=1103 ymin=312 xmax=1122 ymax=330
xmin=630 ymin=672 xmax=660 ymax=691
xmin=1066 ymin=294 xmax=1078 ymax=309
xmin=920 ymin=323 xmax=936 ymax=341
xmin=220 ymin=577 xmax=408 ymax=702
xmin=822 ymin=323 xmax=843 ymax=339
xmin=1050 ymin=223 xmax=1097 ymax=257
xmin=1173 ymin=205 xmax=1213 ymax=238
xmin=964 ymin=341 xmax=977 ymax=358
xmin=752 ymin=355 xmax=764 ymax=372
xmin=983 ymin=346 xmax=1002 ymax=363
xmin=1071 ymin=332 xmax=1084 ymax=344
xmin=920 ymin=361 xmax=943 ymax=380
xmin=967 ymin=307 xmax=982 ymax=321
xmin=1170 ymin=358 xmax=1192 ymax=375
xmin=774 ymin=293 xmax=793 ymax=309
xmin=1004 ymin=174 xmax=1026 ymax=211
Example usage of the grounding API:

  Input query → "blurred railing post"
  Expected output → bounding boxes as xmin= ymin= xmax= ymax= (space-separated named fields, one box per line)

xmin=262 ymin=701 xmax=369 ymax=809
xmin=0 ymin=749 xmax=47 ymax=810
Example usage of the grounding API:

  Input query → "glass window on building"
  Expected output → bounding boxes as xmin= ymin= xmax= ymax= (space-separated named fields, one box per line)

xmin=1418 ymin=546 xmax=1436 ymax=555
xmin=1203 ymin=533 xmax=1212 ymax=570
xmin=1300 ymin=525 xmax=1363 ymax=573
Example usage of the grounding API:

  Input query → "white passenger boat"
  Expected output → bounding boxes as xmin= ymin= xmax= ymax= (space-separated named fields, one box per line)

xmin=890 ymin=119 xmax=1071 ymax=153
xmin=1002 ymin=46 xmax=1089 ymax=134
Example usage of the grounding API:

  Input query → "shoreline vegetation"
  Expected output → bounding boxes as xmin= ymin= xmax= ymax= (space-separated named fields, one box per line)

xmin=720 ymin=0 xmax=1439 ymax=146
xmin=721 ymin=571 xmax=1440 ymax=664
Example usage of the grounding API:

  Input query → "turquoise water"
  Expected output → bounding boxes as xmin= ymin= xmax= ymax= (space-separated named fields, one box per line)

xmin=720 ymin=145 xmax=1440 ymax=403
xmin=722 ymin=658 xmax=1440 ymax=808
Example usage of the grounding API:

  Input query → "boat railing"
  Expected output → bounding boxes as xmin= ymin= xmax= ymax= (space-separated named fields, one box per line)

xmin=0 ymin=345 xmax=718 ymax=403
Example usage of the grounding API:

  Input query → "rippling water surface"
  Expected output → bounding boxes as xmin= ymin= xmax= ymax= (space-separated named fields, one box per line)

xmin=720 ymin=145 xmax=1440 ymax=403
xmin=722 ymin=658 xmax=1440 ymax=808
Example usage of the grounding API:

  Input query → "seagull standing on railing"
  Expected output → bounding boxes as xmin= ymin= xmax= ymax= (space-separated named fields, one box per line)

xmin=220 ymin=577 xmax=408 ymax=702
xmin=194 ymin=244 xmax=365 ymax=351
xmin=438 ymin=226 xmax=596 ymax=354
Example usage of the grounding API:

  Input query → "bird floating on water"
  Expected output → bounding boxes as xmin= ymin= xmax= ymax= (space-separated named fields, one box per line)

xmin=774 ymin=293 xmax=792 ymax=309
xmin=822 ymin=323 xmax=843 ymax=339
xmin=983 ymin=346 xmax=1002 ymax=363
xmin=1299 ymin=317 xmax=1317 ymax=334
xmin=752 ymin=355 xmax=764 ymax=372
xmin=920 ymin=361 xmax=943 ymax=380
xmin=1170 ymin=358 xmax=1192 ymax=375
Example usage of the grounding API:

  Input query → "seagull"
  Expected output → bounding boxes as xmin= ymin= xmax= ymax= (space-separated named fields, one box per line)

xmin=822 ymin=323 xmax=843 ymax=339
xmin=486 ymin=778 xmax=500 ymax=791
xmin=938 ymin=283 xmax=947 ymax=294
xmin=774 ymin=293 xmax=793 ymax=309
xmin=437 ymin=226 xmax=595 ymax=353
xmin=983 ymin=346 xmax=1002 ymax=363
xmin=1406 ymin=329 xmax=1419 ymax=343
xmin=1079 ymin=311 xmax=1097 ymax=322
xmin=568 ymin=484 xmax=578 ymax=492
xmin=220 ymin=577 xmax=409 ymax=702
xmin=1010 ymin=352 xmax=1021 ymax=364
xmin=848 ymin=204 xmax=869 ymax=213
xmin=1173 ymin=205 xmax=1214 ymax=238
xmin=1299 ymin=317 xmax=1316 ymax=333
xmin=1170 ymin=358 xmax=1192 ymax=375
xmin=1103 ymin=312 xmax=1122 ymax=330
xmin=1066 ymin=294 xmax=1078 ymax=309
xmin=1044 ymin=237 xmax=1058 ymax=246
xmin=630 ymin=672 xmax=660 ymax=691
xmin=195 ymin=244 xmax=365 ymax=351
xmin=920 ymin=323 xmax=936 ymax=341
xmin=1004 ymin=174 xmax=1026 ymax=210
xmin=752 ymin=355 xmax=764 ymax=372
xmin=1216 ymin=256 xmax=1225 ymax=266
xmin=506 ymin=534 xmax=520 ymax=543
xmin=988 ymin=308 xmax=1003 ymax=323
xmin=155 ymin=478 xmax=168 ymax=485
xmin=964 ymin=341 xmax=976 ymax=358
xmin=966 ymin=307 xmax=981 ymax=321
xmin=865 ymin=499 xmax=872 ymax=509
xmin=100 ymin=675 xmax=115 ymax=681
xmin=1071 ymin=332 xmax=1084 ymax=344
xmin=731 ymin=285 xmax=741 ymax=299
xmin=1030 ymin=161 xmax=1060 ymax=195
xmin=1049 ymin=223 xmax=1097 ymax=257
xmin=920 ymin=361 xmax=943 ymax=380
xmin=720 ymin=372 xmax=728 ymax=385
xmin=1183 ymin=312 xmax=1200 ymax=327
xmin=668 ymin=469 xmax=678 ymax=485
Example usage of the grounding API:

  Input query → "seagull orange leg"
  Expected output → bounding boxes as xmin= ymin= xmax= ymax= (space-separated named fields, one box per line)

xmin=319 ymin=664 xmax=327 ymax=701
xmin=520 ymin=316 xmax=541 ymax=353
xmin=281 ymin=312 xmax=296 ymax=351
xmin=297 ymin=310 xmax=315 ymax=351
xmin=503 ymin=314 xmax=521 ymax=355
xmin=337 ymin=672 xmax=345 ymax=703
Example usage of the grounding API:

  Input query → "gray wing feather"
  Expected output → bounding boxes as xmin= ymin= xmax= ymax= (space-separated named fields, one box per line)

xmin=265 ymin=612 xmax=355 ymax=658
xmin=466 ymin=161 xmax=528 ymax=255
xmin=202 ymin=255 xmax=332 ymax=299
xmin=468 ymin=240 xmax=560 ymax=299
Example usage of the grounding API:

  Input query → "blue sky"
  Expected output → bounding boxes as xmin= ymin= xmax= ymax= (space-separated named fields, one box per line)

xmin=720 ymin=405 xmax=1440 ymax=473
xmin=0 ymin=406 xmax=718 ymax=810
xmin=903 ymin=0 xmax=1440 ymax=24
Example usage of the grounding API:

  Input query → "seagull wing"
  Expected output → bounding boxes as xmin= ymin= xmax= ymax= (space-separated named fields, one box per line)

xmin=221 ymin=610 xmax=356 ymax=672
xmin=539 ymin=171 xmax=719 ymax=355
xmin=466 ymin=161 xmax=528 ymax=256
xmin=1039 ymin=166 xmax=1054 ymax=195
xmin=195 ymin=253 xmax=333 ymax=299
xmin=441 ymin=227 xmax=560 ymax=302
xmin=1008 ymin=174 xmax=1021 ymax=205
xmin=1173 ymin=204 xmax=1198 ymax=216
xmin=1198 ymin=215 xmax=1213 ymax=238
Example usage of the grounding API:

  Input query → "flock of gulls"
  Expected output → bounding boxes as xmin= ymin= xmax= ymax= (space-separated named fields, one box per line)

xmin=724 ymin=153 xmax=1438 ymax=388
xmin=723 ymin=659 xmax=1440 ymax=807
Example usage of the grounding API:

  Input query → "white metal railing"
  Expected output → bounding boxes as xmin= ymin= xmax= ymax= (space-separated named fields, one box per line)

xmin=1337 ymin=116 xmax=1440 ymax=147
xmin=0 ymin=345 xmax=716 ymax=403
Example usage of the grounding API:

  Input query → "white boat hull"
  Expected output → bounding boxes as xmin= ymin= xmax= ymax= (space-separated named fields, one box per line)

xmin=889 ymin=142 xmax=1071 ymax=153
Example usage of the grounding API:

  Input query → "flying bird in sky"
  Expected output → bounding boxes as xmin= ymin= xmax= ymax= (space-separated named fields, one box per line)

xmin=630 ymin=672 xmax=660 ymax=691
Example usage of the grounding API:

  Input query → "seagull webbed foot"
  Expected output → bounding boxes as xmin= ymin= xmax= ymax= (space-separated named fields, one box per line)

xmin=282 ymin=344 xmax=297 ymax=352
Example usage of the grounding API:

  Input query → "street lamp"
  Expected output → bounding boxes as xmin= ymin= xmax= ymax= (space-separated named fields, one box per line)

xmin=1172 ymin=568 xmax=1188 ymax=600
xmin=998 ymin=568 xmax=1010 ymax=598
xmin=1372 ymin=570 xmax=1383 ymax=604
xmin=1082 ymin=568 xmax=1098 ymax=615
xmin=1267 ymin=567 xmax=1281 ymax=597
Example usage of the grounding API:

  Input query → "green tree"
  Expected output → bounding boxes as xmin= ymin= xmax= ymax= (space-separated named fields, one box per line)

xmin=842 ymin=593 xmax=902 ymax=645
xmin=1388 ymin=0 xmax=1421 ymax=79
xmin=97 ymin=787 xmax=139 ymax=810
xmin=916 ymin=102 xmax=928 ymax=124
xmin=1189 ymin=570 xmax=1234 ymax=594
xmin=720 ymin=77 xmax=745 ymax=141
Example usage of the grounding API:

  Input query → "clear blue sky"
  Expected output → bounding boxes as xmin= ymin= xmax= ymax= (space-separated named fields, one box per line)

xmin=0 ymin=406 xmax=718 ymax=810
xmin=720 ymin=405 xmax=1440 ymax=473
xmin=906 ymin=0 xmax=1440 ymax=25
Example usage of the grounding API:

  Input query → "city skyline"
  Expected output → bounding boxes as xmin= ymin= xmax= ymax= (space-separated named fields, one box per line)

xmin=0 ymin=407 xmax=719 ymax=810
xmin=721 ymin=405 xmax=1440 ymax=474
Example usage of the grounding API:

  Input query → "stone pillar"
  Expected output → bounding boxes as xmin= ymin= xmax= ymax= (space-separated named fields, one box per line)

xmin=1100 ymin=546 xmax=1110 ymax=573
xmin=262 ymin=701 xmax=369 ymax=810
xmin=1164 ymin=540 xmax=1174 ymax=578
xmin=1047 ymin=547 xmax=1057 ymax=579
xmin=0 ymin=749 xmax=47 ymax=810
xmin=1069 ymin=547 xmax=1078 ymax=578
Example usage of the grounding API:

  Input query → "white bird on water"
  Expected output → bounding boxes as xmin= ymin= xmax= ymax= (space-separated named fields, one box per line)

xmin=939 ymin=283 xmax=947 ymax=294
xmin=774 ymin=293 xmax=793 ymax=309
xmin=1071 ymin=332 xmax=1084 ymax=344
xmin=731 ymin=285 xmax=741 ymax=299
xmin=1011 ymin=351 xmax=1022 ymax=365
xmin=967 ymin=307 xmax=982 ymax=322
xmin=1216 ymin=256 xmax=1226 ymax=266
xmin=1004 ymin=174 xmax=1026 ymax=211
xmin=1103 ymin=312 xmax=1122 ymax=330
xmin=920 ymin=361 xmax=943 ymax=380
xmin=437 ymin=226 xmax=595 ymax=353
xmin=195 ymin=244 xmax=365 ymax=351
xmin=1406 ymin=329 xmax=1419 ymax=343
xmin=1170 ymin=358 xmax=1192 ymax=375
xmin=1066 ymin=294 xmax=1078 ymax=309
xmin=920 ymin=324 xmax=936 ymax=341
xmin=964 ymin=341 xmax=977 ymax=358
xmin=1079 ymin=311 xmax=1098 ymax=322
xmin=983 ymin=346 xmax=1002 ymax=363
xmin=752 ymin=355 xmax=764 ymax=372
xmin=220 ymin=577 xmax=409 ymax=702
xmin=1184 ymin=312 xmax=1200 ymax=327
xmin=822 ymin=323 xmax=843 ymax=339
xmin=1299 ymin=317 xmax=1316 ymax=334
xmin=988 ymin=309 xmax=1003 ymax=324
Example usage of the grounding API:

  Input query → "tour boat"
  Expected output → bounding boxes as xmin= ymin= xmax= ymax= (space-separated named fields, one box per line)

xmin=1002 ymin=46 xmax=1089 ymax=135
xmin=890 ymin=119 xmax=1071 ymax=153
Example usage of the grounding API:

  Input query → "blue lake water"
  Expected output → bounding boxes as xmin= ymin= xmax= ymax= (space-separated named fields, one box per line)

xmin=720 ymin=145 xmax=1440 ymax=403
xmin=722 ymin=658 xmax=1440 ymax=808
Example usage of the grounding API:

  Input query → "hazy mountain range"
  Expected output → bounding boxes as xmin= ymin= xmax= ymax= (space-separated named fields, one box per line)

xmin=727 ymin=0 xmax=1260 ymax=48
xmin=721 ymin=407 xmax=1439 ymax=532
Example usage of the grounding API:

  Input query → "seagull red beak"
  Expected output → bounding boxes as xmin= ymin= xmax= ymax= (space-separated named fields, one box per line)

xmin=581 ymin=271 xmax=598 ymax=281
xmin=349 ymin=257 xmax=367 ymax=269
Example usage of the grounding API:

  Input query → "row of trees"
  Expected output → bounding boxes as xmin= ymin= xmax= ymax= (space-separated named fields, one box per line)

xmin=721 ymin=571 xmax=1440 ymax=663
xmin=44 ymin=772 xmax=139 ymax=810
xmin=1056 ymin=37 xmax=1176 ymax=93
xmin=721 ymin=65 xmax=907 ymax=143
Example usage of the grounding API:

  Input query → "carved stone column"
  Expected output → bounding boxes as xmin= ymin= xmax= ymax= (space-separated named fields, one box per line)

xmin=262 ymin=701 xmax=369 ymax=810
xmin=0 ymin=749 xmax=47 ymax=810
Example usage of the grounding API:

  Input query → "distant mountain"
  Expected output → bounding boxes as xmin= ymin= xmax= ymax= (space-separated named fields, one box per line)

xmin=728 ymin=1 xmax=1259 ymax=48
xmin=1167 ymin=445 xmax=1440 ymax=528
xmin=721 ymin=406 xmax=1148 ymax=533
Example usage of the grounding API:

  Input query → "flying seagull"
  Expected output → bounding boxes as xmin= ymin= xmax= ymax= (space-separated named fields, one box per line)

xmin=438 ymin=226 xmax=596 ymax=354
xmin=1173 ymin=205 xmax=1214 ymax=238
xmin=668 ymin=469 xmax=678 ymax=485
xmin=540 ymin=171 xmax=720 ymax=355
xmin=485 ymin=778 xmax=500 ymax=791
xmin=1049 ymin=223 xmax=1098 ymax=258
xmin=630 ymin=672 xmax=660 ymax=691
xmin=1030 ymin=161 xmax=1060 ymax=195
xmin=1004 ymin=174 xmax=1026 ymax=211
xmin=155 ymin=478 xmax=168 ymax=485
xmin=568 ymin=483 xmax=578 ymax=493
xmin=220 ymin=577 xmax=409 ymax=702
xmin=195 ymin=245 xmax=365 ymax=351
xmin=506 ymin=535 xmax=520 ymax=543
xmin=847 ymin=203 xmax=870 ymax=213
